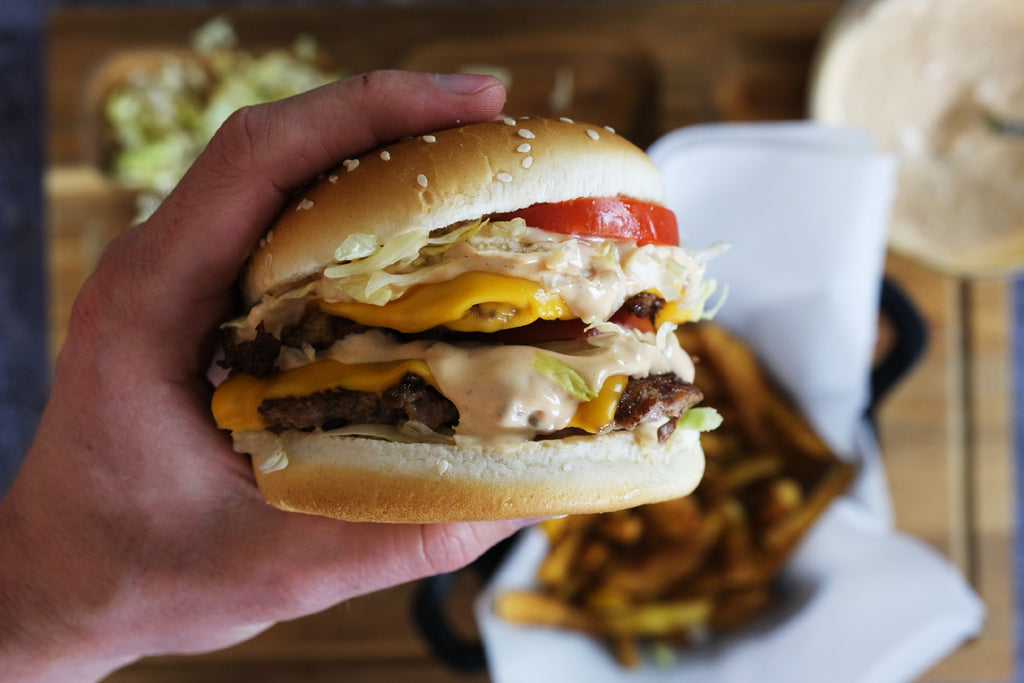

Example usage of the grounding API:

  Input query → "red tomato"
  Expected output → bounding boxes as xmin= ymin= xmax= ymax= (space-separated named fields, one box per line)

xmin=494 ymin=197 xmax=679 ymax=247
xmin=607 ymin=310 xmax=655 ymax=334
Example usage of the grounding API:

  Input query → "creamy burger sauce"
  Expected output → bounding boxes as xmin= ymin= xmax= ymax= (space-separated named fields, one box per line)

xmin=277 ymin=327 xmax=695 ymax=443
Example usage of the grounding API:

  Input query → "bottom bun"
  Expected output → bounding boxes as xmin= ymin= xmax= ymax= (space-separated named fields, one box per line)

xmin=232 ymin=428 xmax=706 ymax=523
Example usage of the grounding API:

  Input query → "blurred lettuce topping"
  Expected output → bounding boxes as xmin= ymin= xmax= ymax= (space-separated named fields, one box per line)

xmin=103 ymin=15 xmax=341 ymax=221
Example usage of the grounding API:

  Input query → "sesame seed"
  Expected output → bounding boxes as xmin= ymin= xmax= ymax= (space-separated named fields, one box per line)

xmin=604 ymin=125 xmax=616 ymax=134
xmin=497 ymin=172 xmax=513 ymax=183
xmin=380 ymin=150 xmax=391 ymax=161
xmin=522 ymin=156 xmax=534 ymax=169
xmin=502 ymin=116 xmax=516 ymax=125
xmin=417 ymin=174 xmax=428 ymax=187
xmin=259 ymin=237 xmax=266 ymax=248
xmin=422 ymin=135 xmax=436 ymax=143
xmin=559 ymin=117 xmax=574 ymax=123
xmin=328 ymin=174 xmax=338 ymax=183
xmin=518 ymin=128 xmax=535 ymax=139
xmin=516 ymin=143 xmax=531 ymax=153
xmin=297 ymin=198 xmax=314 ymax=211
xmin=266 ymin=230 xmax=274 ymax=243
xmin=343 ymin=159 xmax=359 ymax=172
xmin=586 ymin=129 xmax=600 ymax=140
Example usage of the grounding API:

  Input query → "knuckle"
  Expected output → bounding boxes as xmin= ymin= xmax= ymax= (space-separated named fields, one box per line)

xmin=206 ymin=104 xmax=267 ymax=173
xmin=64 ymin=229 xmax=146 ymax=357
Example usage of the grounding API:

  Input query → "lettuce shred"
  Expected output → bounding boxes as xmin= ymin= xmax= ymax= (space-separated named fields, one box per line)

xmin=323 ymin=420 xmax=455 ymax=444
xmin=677 ymin=407 xmax=723 ymax=432
xmin=531 ymin=352 xmax=598 ymax=401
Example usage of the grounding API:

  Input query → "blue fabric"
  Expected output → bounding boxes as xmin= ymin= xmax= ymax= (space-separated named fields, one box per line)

xmin=0 ymin=0 xmax=47 ymax=494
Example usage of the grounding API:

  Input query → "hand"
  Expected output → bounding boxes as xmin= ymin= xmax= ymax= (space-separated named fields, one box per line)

xmin=0 ymin=71 xmax=523 ymax=682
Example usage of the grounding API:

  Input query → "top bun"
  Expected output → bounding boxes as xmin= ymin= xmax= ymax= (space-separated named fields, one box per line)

xmin=243 ymin=117 xmax=667 ymax=305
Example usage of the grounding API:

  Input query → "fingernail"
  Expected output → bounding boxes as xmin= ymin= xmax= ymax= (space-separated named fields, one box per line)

xmin=433 ymin=72 xmax=501 ymax=94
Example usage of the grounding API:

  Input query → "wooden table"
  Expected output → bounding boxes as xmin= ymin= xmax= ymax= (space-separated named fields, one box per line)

xmin=46 ymin=3 xmax=1015 ymax=680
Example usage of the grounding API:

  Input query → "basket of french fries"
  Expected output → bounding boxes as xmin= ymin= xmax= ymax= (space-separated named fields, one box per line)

xmin=493 ymin=321 xmax=858 ymax=667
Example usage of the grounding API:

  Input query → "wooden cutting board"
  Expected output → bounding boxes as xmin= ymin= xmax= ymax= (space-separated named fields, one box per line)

xmin=46 ymin=3 xmax=1014 ymax=681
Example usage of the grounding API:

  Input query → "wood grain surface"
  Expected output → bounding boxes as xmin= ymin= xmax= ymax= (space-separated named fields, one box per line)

xmin=46 ymin=3 xmax=1014 ymax=681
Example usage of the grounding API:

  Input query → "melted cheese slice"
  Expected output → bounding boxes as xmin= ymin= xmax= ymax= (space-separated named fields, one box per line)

xmin=319 ymin=271 xmax=574 ymax=333
xmin=654 ymin=299 xmax=694 ymax=327
xmin=212 ymin=359 xmax=435 ymax=433
xmin=567 ymin=375 xmax=629 ymax=433
xmin=211 ymin=354 xmax=629 ymax=437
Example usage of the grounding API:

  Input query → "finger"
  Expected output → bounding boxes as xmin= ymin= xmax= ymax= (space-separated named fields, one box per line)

xmin=255 ymin=517 xmax=530 ymax=617
xmin=125 ymin=70 xmax=505 ymax=340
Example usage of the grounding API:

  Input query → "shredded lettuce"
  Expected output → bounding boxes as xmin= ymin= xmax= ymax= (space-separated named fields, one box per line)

xmin=532 ymin=352 xmax=598 ymax=401
xmin=677 ymin=407 xmax=723 ymax=432
xmin=584 ymin=321 xmax=621 ymax=336
xmin=323 ymin=420 xmax=455 ymax=444
xmin=333 ymin=233 xmax=380 ymax=262
xmin=420 ymin=218 xmax=488 ymax=256
xmin=320 ymin=219 xmax=546 ymax=305
xmin=655 ymin=321 xmax=678 ymax=354
xmin=323 ymin=230 xmax=431 ymax=304
xmin=256 ymin=449 xmax=288 ymax=474
xmin=691 ymin=279 xmax=729 ymax=321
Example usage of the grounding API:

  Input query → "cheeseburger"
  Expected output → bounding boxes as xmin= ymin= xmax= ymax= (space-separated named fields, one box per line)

xmin=211 ymin=116 xmax=721 ymax=523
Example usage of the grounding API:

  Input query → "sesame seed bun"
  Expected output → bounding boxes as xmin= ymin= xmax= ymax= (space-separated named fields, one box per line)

xmin=217 ymin=117 xmax=707 ymax=524
xmin=243 ymin=117 xmax=666 ymax=305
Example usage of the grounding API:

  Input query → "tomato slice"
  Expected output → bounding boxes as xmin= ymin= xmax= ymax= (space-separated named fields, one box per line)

xmin=607 ymin=309 xmax=655 ymax=335
xmin=494 ymin=197 xmax=679 ymax=247
xmin=449 ymin=310 xmax=655 ymax=345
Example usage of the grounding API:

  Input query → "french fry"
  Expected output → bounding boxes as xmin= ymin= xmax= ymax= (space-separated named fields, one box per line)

xmin=640 ymin=496 xmax=704 ymax=542
xmin=763 ymin=390 xmax=834 ymax=458
xmin=762 ymin=462 xmax=855 ymax=553
xmin=599 ymin=599 xmax=712 ymax=637
xmin=496 ymin=322 xmax=856 ymax=667
xmin=718 ymin=452 xmax=784 ymax=491
xmin=696 ymin=323 xmax=769 ymax=444
xmin=598 ymin=509 xmax=645 ymax=545
xmin=591 ymin=544 xmax=708 ymax=603
xmin=611 ymin=636 xmax=642 ymax=668
xmin=495 ymin=590 xmax=598 ymax=633
xmin=537 ymin=526 xmax=583 ymax=591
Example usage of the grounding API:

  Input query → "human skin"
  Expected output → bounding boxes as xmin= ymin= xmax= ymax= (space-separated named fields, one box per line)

xmin=0 ymin=70 xmax=527 ymax=682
